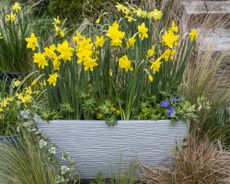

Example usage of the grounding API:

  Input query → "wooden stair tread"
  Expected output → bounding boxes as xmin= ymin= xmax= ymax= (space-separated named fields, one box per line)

xmin=183 ymin=1 xmax=230 ymax=15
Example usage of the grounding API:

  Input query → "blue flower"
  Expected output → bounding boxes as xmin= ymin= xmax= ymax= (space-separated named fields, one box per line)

xmin=173 ymin=97 xmax=182 ymax=103
xmin=167 ymin=106 xmax=174 ymax=117
xmin=161 ymin=100 xmax=170 ymax=108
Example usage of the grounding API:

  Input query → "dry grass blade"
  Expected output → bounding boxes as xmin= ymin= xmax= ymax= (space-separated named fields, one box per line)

xmin=140 ymin=134 xmax=230 ymax=184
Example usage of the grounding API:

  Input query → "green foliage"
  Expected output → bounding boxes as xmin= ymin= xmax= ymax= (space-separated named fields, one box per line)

xmin=90 ymin=162 xmax=137 ymax=184
xmin=0 ymin=3 xmax=54 ymax=75
xmin=0 ymin=7 xmax=31 ymax=74
xmin=48 ymin=0 xmax=126 ymax=23
xmin=134 ymin=95 xmax=196 ymax=121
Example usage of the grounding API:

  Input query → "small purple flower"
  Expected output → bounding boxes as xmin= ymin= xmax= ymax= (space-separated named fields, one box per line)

xmin=173 ymin=98 xmax=179 ymax=103
xmin=167 ymin=106 xmax=175 ymax=117
xmin=161 ymin=100 xmax=170 ymax=108
xmin=173 ymin=97 xmax=182 ymax=103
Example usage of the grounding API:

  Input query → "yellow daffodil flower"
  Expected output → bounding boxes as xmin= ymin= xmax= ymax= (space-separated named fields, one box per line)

xmin=170 ymin=21 xmax=178 ymax=33
xmin=53 ymin=16 xmax=61 ymax=25
xmin=95 ymin=36 xmax=105 ymax=48
xmin=33 ymin=52 xmax=48 ymax=69
xmin=44 ymin=44 xmax=56 ymax=59
xmin=148 ymin=9 xmax=162 ymax=20
xmin=118 ymin=55 xmax=132 ymax=72
xmin=189 ymin=29 xmax=198 ymax=42
xmin=6 ymin=12 xmax=16 ymax=23
xmin=162 ymin=30 xmax=179 ymax=48
xmin=106 ymin=21 xmax=125 ymax=47
xmin=12 ymin=2 xmax=21 ymax=13
xmin=147 ymin=46 xmax=155 ymax=58
xmin=48 ymin=72 xmax=58 ymax=86
xmin=162 ymin=49 xmax=176 ymax=61
xmin=126 ymin=36 xmax=136 ymax=49
xmin=148 ymin=74 xmax=153 ymax=82
xmin=138 ymin=23 xmax=148 ymax=40
xmin=57 ymin=40 xmax=74 ymax=61
xmin=150 ymin=57 xmax=162 ymax=73
xmin=25 ymin=33 xmax=37 ymax=51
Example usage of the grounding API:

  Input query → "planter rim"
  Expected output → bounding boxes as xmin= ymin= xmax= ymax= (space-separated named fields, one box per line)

xmin=38 ymin=119 xmax=185 ymax=123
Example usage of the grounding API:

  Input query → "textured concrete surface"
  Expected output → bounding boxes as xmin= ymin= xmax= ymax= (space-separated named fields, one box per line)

xmin=36 ymin=120 xmax=187 ymax=178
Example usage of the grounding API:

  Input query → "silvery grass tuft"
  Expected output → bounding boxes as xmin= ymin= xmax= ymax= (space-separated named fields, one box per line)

xmin=26 ymin=1 xmax=197 ymax=120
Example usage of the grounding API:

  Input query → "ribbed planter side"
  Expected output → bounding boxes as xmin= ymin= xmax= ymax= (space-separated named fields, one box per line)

xmin=36 ymin=120 xmax=187 ymax=178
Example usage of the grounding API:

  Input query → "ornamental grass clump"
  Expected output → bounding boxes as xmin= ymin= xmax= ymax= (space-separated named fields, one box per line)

xmin=140 ymin=134 xmax=230 ymax=184
xmin=26 ymin=2 xmax=197 ymax=120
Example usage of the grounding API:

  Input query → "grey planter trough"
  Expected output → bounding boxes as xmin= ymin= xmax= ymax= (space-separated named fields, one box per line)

xmin=36 ymin=120 xmax=187 ymax=178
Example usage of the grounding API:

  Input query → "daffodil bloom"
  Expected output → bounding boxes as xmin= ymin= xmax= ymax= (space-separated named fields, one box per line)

xmin=77 ymin=37 xmax=94 ymax=64
xmin=57 ymin=40 xmax=74 ymax=61
xmin=72 ymin=32 xmax=84 ymax=44
xmin=148 ymin=9 xmax=162 ymax=20
xmin=14 ymin=80 xmax=21 ymax=87
xmin=162 ymin=30 xmax=179 ymax=48
xmin=126 ymin=36 xmax=136 ymax=49
xmin=31 ymin=79 xmax=37 ymax=86
xmin=44 ymin=44 xmax=56 ymax=59
xmin=138 ymin=23 xmax=148 ymax=40
xmin=162 ymin=49 xmax=176 ymax=61
xmin=25 ymin=87 xmax=32 ymax=94
xmin=116 ymin=3 xmax=131 ymax=15
xmin=125 ymin=15 xmax=136 ymax=22
xmin=147 ymin=46 xmax=155 ymax=58
xmin=12 ymin=2 xmax=21 ymax=13
xmin=150 ymin=57 xmax=162 ymax=73
xmin=48 ymin=72 xmax=58 ymax=86
xmin=54 ymin=25 xmax=60 ymax=32
xmin=0 ymin=99 xmax=8 ymax=108
xmin=109 ymin=70 xmax=113 ymax=77
xmin=106 ymin=21 xmax=125 ymax=47
xmin=53 ymin=58 xmax=61 ymax=71
xmin=17 ymin=93 xmax=32 ymax=104
xmin=59 ymin=30 xmax=65 ymax=38
xmin=170 ymin=21 xmax=178 ymax=33
xmin=0 ymin=32 xmax=3 ymax=39
xmin=95 ymin=36 xmax=105 ymax=48
xmin=6 ymin=12 xmax=16 ymax=23
xmin=135 ymin=8 xmax=147 ymax=18
xmin=148 ymin=74 xmax=153 ymax=82
xmin=25 ymin=33 xmax=37 ymax=51
xmin=53 ymin=17 xmax=61 ymax=25
xmin=189 ymin=29 xmax=198 ymax=42
xmin=83 ymin=57 xmax=98 ymax=71
xmin=118 ymin=55 xmax=132 ymax=72
xmin=33 ymin=52 xmax=48 ymax=69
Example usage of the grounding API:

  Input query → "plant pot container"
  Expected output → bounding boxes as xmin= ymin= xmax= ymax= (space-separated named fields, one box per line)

xmin=36 ymin=120 xmax=188 ymax=178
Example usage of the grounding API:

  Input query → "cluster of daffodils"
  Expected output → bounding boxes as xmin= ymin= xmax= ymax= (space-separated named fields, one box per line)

xmin=53 ymin=17 xmax=65 ymax=38
xmin=115 ymin=3 xmax=163 ymax=22
xmin=0 ymin=81 xmax=34 ymax=123
xmin=25 ymin=2 xmax=198 ymax=89
xmin=5 ymin=2 xmax=21 ymax=23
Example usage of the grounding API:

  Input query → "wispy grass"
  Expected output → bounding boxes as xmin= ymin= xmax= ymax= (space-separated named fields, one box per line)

xmin=0 ymin=133 xmax=56 ymax=184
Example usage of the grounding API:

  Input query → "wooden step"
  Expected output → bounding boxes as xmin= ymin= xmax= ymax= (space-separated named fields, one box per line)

xmin=182 ymin=1 xmax=230 ymax=29
xmin=198 ymin=28 xmax=230 ymax=89
xmin=198 ymin=28 xmax=230 ymax=52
